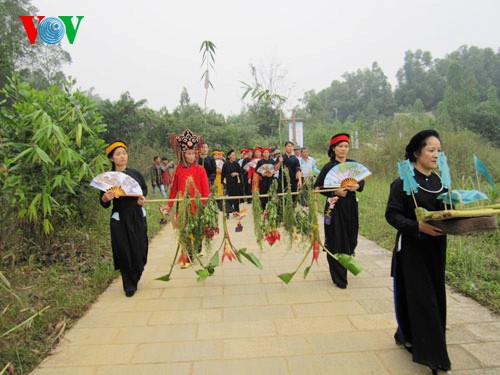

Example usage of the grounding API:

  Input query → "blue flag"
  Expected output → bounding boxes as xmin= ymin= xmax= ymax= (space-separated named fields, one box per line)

xmin=437 ymin=152 xmax=452 ymax=189
xmin=397 ymin=160 xmax=418 ymax=195
xmin=437 ymin=189 xmax=488 ymax=205
xmin=474 ymin=154 xmax=496 ymax=190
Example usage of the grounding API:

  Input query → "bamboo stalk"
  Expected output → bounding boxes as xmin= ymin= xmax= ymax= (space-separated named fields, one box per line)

xmin=415 ymin=206 xmax=500 ymax=222
xmin=145 ymin=187 xmax=340 ymax=204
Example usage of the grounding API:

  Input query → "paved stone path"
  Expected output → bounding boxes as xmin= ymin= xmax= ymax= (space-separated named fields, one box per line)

xmin=33 ymin=205 xmax=499 ymax=374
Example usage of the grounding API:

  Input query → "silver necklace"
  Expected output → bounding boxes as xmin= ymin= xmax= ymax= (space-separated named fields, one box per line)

xmin=417 ymin=173 xmax=444 ymax=194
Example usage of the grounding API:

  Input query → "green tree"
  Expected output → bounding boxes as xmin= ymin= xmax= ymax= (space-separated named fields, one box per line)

xmin=470 ymin=86 xmax=500 ymax=145
xmin=0 ymin=75 xmax=108 ymax=238
xmin=0 ymin=0 xmax=71 ymax=91
xmin=394 ymin=49 xmax=446 ymax=110
xmin=97 ymin=92 xmax=148 ymax=143
xmin=443 ymin=62 xmax=479 ymax=129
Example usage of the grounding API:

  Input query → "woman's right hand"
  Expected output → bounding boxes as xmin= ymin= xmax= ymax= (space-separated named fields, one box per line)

xmin=334 ymin=189 xmax=348 ymax=198
xmin=418 ymin=221 xmax=444 ymax=236
xmin=102 ymin=189 xmax=116 ymax=203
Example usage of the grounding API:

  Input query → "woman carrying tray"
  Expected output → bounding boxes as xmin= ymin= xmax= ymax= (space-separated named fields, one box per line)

xmin=385 ymin=129 xmax=451 ymax=374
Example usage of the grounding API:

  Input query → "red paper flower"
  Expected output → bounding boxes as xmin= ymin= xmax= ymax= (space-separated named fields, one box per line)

xmin=221 ymin=244 xmax=237 ymax=263
xmin=312 ymin=240 xmax=320 ymax=263
xmin=177 ymin=253 xmax=190 ymax=265
xmin=265 ymin=229 xmax=281 ymax=246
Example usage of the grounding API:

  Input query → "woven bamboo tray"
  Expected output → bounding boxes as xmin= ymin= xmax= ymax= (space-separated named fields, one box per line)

xmin=429 ymin=216 xmax=498 ymax=235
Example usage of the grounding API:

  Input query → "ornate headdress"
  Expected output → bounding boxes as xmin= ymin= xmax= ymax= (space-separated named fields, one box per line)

xmin=170 ymin=129 xmax=203 ymax=162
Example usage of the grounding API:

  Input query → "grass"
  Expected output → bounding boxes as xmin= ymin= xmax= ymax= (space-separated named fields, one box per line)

xmin=0 ymin=200 xmax=165 ymax=375
xmin=358 ymin=175 xmax=500 ymax=314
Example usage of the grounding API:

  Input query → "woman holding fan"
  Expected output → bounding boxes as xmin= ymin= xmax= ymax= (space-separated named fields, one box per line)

xmin=314 ymin=133 xmax=364 ymax=289
xmin=100 ymin=141 xmax=148 ymax=297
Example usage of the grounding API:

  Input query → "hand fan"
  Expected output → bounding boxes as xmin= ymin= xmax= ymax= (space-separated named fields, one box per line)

xmin=243 ymin=158 xmax=259 ymax=171
xmin=215 ymin=159 xmax=224 ymax=170
xmin=323 ymin=162 xmax=372 ymax=188
xmin=257 ymin=163 xmax=276 ymax=175
xmin=90 ymin=171 xmax=143 ymax=197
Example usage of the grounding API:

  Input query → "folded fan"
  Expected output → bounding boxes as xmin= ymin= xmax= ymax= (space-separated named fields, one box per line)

xmin=324 ymin=162 xmax=372 ymax=188
xmin=257 ymin=164 xmax=277 ymax=175
xmin=90 ymin=171 xmax=143 ymax=197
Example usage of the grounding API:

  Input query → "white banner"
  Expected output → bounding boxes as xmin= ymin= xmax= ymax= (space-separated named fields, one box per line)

xmin=288 ymin=121 xmax=303 ymax=147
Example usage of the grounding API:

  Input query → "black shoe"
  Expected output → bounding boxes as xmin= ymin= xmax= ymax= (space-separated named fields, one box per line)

xmin=333 ymin=282 xmax=347 ymax=289
xmin=394 ymin=332 xmax=413 ymax=353
xmin=125 ymin=288 xmax=136 ymax=297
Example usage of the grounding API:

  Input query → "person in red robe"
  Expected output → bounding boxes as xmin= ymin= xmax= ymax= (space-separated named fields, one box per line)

xmin=166 ymin=129 xmax=210 ymax=268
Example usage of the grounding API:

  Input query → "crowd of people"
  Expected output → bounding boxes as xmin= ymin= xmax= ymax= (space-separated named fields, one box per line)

xmin=99 ymin=128 xmax=453 ymax=374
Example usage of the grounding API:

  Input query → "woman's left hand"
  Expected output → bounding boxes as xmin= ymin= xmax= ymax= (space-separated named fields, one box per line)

xmin=137 ymin=195 xmax=146 ymax=206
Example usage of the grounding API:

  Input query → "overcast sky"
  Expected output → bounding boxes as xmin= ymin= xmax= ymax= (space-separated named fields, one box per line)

xmin=32 ymin=0 xmax=499 ymax=116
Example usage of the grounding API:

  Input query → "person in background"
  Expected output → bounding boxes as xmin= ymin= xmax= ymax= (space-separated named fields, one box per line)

xmin=314 ymin=133 xmax=364 ymax=289
xmin=256 ymin=147 xmax=282 ymax=209
xmin=247 ymin=147 xmax=262 ymax=195
xmin=199 ymin=143 xmax=217 ymax=185
xmin=222 ymin=149 xmax=243 ymax=217
xmin=299 ymin=146 xmax=320 ymax=205
xmin=299 ymin=147 xmax=320 ymax=180
xmin=241 ymin=148 xmax=254 ymax=203
xmin=211 ymin=150 xmax=225 ymax=210
xmin=294 ymin=145 xmax=302 ymax=158
xmin=160 ymin=157 xmax=173 ymax=195
xmin=385 ymin=129 xmax=451 ymax=375
xmin=279 ymin=141 xmax=302 ymax=198
xmin=100 ymin=141 xmax=148 ymax=297
xmin=150 ymin=155 xmax=166 ymax=198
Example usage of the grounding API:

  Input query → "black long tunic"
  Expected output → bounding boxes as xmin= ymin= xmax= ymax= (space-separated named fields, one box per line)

xmin=256 ymin=158 xmax=277 ymax=209
xmin=385 ymin=169 xmax=451 ymax=371
xmin=315 ymin=158 xmax=365 ymax=254
xmin=100 ymin=169 xmax=148 ymax=290
xmin=221 ymin=160 xmax=242 ymax=213
xmin=314 ymin=158 xmax=365 ymax=287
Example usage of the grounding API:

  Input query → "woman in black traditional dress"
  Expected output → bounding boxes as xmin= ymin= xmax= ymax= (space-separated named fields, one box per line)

xmin=222 ymin=149 xmax=243 ymax=216
xmin=100 ymin=141 xmax=148 ymax=297
xmin=385 ymin=130 xmax=451 ymax=374
xmin=256 ymin=147 xmax=282 ymax=209
xmin=314 ymin=133 xmax=364 ymax=289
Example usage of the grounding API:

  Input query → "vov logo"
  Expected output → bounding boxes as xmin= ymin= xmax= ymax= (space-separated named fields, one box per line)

xmin=19 ymin=16 xmax=84 ymax=45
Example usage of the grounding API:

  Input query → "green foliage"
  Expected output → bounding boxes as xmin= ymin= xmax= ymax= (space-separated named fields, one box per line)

xmin=0 ymin=75 xmax=108 ymax=238
xmin=200 ymin=40 xmax=216 ymax=117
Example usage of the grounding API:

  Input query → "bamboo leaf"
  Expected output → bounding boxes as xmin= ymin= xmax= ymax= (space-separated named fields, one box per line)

xmin=33 ymin=145 xmax=54 ymax=165
xmin=277 ymin=272 xmax=296 ymax=284
xmin=209 ymin=250 xmax=220 ymax=268
xmin=155 ymin=273 xmax=171 ymax=282
xmin=196 ymin=268 xmax=210 ymax=282
xmin=238 ymin=248 xmax=263 ymax=269
xmin=303 ymin=266 xmax=311 ymax=279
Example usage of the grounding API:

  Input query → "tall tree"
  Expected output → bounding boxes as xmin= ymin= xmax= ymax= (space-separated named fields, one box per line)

xmin=394 ymin=49 xmax=446 ymax=110
xmin=443 ymin=62 xmax=478 ymax=129
xmin=0 ymin=0 xmax=71 ymax=90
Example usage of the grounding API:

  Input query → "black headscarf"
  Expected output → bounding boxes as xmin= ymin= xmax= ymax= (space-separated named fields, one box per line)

xmin=404 ymin=129 xmax=440 ymax=162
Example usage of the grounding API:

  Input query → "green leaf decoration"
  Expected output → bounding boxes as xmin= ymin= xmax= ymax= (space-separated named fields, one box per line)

xmin=336 ymin=253 xmax=363 ymax=276
xmin=209 ymin=250 xmax=220 ymax=268
xmin=155 ymin=273 xmax=171 ymax=282
xmin=277 ymin=272 xmax=296 ymax=284
xmin=238 ymin=248 xmax=263 ymax=269
xmin=303 ymin=266 xmax=311 ymax=279
xmin=196 ymin=268 xmax=210 ymax=282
